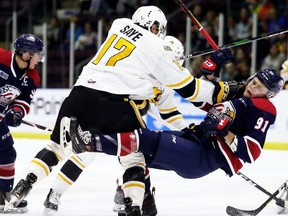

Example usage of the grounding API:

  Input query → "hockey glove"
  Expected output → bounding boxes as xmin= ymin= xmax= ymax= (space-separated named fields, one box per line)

xmin=201 ymin=48 xmax=235 ymax=77
xmin=199 ymin=116 xmax=232 ymax=138
xmin=5 ymin=107 xmax=23 ymax=127
xmin=181 ymin=123 xmax=202 ymax=143
xmin=212 ymin=80 xmax=245 ymax=103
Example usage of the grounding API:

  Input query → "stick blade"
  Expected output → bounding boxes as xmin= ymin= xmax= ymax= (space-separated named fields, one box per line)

xmin=226 ymin=205 xmax=259 ymax=216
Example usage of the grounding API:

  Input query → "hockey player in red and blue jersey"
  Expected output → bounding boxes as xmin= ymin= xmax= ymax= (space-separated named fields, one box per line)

xmin=70 ymin=69 xmax=283 ymax=212
xmin=0 ymin=34 xmax=43 ymax=213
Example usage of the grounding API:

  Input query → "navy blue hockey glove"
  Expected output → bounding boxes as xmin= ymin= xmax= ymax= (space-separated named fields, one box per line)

xmin=199 ymin=117 xmax=232 ymax=138
xmin=5 ymin=107 xmax=23 ymax=127
xmin=201 ymin=48 xmax=235 ymax=77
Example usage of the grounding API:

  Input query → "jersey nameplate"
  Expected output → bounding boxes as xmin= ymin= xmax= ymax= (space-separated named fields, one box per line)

xmin=120 ymin=25 xmax=143 ymax=42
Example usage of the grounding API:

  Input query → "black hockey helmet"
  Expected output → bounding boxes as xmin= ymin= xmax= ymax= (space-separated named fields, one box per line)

xmin=14 ymin=34 xmax=44 ymax=62
xmin=248 ymin=69 xmax=284 ymax=98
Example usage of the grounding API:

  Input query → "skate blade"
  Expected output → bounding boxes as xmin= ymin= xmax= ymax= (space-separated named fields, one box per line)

xmin=1 ymin=206 xmax=28 ymax=214
xmin=43 ymin=208 xmax=58 ymax=216
xmin=278 ymin=207 xmax=288 ymax=214
xmin=4 ymin=195 xmax=21 ymax=212
xmin=113 ymin=203 xmax=125 ymax=212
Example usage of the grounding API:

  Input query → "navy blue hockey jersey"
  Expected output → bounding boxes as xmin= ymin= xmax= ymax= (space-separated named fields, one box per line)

xmin=0 ymin=48 xmax=40 ymax=121
xmin=213 ymin=97 xmax=276 ymax=176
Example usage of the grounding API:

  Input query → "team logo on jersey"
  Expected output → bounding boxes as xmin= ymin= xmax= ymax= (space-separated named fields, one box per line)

xmin=213 ymin=101 xmax=236 ymax=120
xmin=0 ymin=70 xmax=9 ymax=80
xmin=0 ymin=85 xmax=21 ymax=107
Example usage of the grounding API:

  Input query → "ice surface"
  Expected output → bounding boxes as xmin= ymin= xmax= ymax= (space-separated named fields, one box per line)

xmin=5 ymin=138 xmax=288 ymax=216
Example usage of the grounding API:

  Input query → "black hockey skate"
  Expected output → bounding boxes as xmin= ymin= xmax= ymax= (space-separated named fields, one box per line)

xmin=4 ymin=172 xmax=37 ymax=212
xmin=142 ymin=187 xmax=157 ymax=216
xmin=114 ymin=183 xmax=157 ymax=216
xmin=0 ymin=191 xmax=28 ymax=213
xmin=43 ymin=188 xmax=62 ymax=216
xmin=70 ymin=116 xmax=94 ymax=153
xmin=123 ymin=197 xmax=142 ymax=216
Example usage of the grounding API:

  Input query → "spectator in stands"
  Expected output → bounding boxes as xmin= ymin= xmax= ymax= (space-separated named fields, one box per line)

xmin=261 ymin=43 xmax=286 ymax=72
xmin=198 ymin=24 xmax=218 ymax=51
xmin=234 ymin=61 xmax=251 ymax=83
xmin=192 ymin=4 xmax=204 ymax=22
xmin=234 ymin=47 xmax=251 ymax=82
xmin=74 ymin=22 xmax=97 ymax=50
xmin=47 ymin=16 xmax=61 ymax=49
xmin=89 ymin=0 xmax=115 ymax=16
xmin=234 ymin=6 xmax=252 ymax=40
xmin=257 ymin=0 xmax=274 ymax=22
xmin=267 ymin=7 xmax=288 ymax=34
xmin=246 ymin=0 xmax=274 ymax=22
xmin=235 ymin=48 xmax=250 ymax=66
xmin=226 ymin=15 xmax=237 ymax=41
xmin=191 ymin=56 xmax=204 ymax=78
xmin=221 ymin=62 xmax=238 ymax=81
xmin=63 ymin=16 xmax=84 ymax=49
xmin=275 ymin=33 xmax=288 ymax=55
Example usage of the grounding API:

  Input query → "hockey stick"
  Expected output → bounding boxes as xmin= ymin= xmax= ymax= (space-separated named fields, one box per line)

xmin=237 ymin=172 xmax=284 ymax=204
xmin=182 ymin=28 xmax=288 ymax=60
xmin=21 ymin=119 xmax=52 ymax=132
xmin=175 ymin=0 xmax=219 ymax=50
xmin=226 ymin=179 xmax=288 ymax=216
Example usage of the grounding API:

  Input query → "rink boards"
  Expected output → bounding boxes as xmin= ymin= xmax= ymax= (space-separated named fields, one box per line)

xmin=10 ymin=89 xmax=288 ymax=150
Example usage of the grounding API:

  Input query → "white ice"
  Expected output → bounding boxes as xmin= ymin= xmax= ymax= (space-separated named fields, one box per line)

xmin=5 ymin=138 xmax=288 ymax=216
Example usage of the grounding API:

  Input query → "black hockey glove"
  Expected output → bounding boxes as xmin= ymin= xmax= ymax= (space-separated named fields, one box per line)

xmin=180 ymin=123 xmax=202 ymax=143
xmin=5 ymin=107 xmax=23 ymax=127
xmin=201 ymin=48 xmax=235 ymax=77
xmin=212 ymin=80 xmax=245 ymax=103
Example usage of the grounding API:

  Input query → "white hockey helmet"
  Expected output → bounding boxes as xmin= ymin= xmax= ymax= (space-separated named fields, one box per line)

xmin=132 ymin=6 xmax=167 ymax=39
xmin=164 ymin=35 xmax=185 ymax=65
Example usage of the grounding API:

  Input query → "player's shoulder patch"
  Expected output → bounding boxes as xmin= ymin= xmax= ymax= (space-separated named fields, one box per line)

xmin=250 ymin=98 xmax=276 ymax=115
xmin=27 ymin=69 xmax=40 ymax=87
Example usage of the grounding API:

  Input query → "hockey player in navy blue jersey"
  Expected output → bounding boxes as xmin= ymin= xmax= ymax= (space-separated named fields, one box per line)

xmin=70 ymin=68 xmax=284 ymax=213
xmin=0 ymin=34 xmax=44 ymax=213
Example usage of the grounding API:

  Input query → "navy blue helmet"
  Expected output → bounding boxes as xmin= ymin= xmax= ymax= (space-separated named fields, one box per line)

xmin=254 ymin=69 xmax=284 ymax=98
xmin=14 ymin=34 xmax=44 ymax=62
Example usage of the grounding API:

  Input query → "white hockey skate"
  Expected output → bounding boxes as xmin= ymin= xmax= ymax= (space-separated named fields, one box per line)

xmin=43 ymin=188 xmax=61 ymax=216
